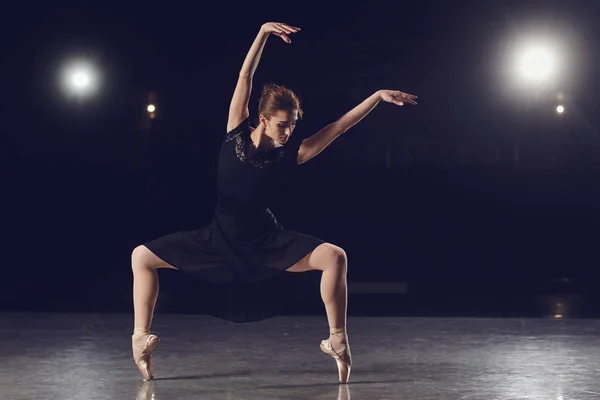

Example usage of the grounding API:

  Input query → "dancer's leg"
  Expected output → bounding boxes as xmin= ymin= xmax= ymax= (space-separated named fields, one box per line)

xmin=132 ymin=245 xmax=177 ymax=334
xmin=287 ymin=243 xmax=351 ymax=382
xmin=131 ymin=245 xmax=177 ymax=380
xmin=288 ymin=243 xmax=348 ymax=330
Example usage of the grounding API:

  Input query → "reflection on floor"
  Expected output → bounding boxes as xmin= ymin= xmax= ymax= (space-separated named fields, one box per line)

xmin=2 ymin=312 xmax=600 ymax=399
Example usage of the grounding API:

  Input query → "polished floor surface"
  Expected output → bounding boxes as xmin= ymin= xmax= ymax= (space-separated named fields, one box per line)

xmin=1 ymin=312 xmax=600 ymax=399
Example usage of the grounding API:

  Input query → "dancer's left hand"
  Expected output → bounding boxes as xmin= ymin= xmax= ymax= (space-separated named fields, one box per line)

xmin=379 ymin=90 xmax=418 ymax=106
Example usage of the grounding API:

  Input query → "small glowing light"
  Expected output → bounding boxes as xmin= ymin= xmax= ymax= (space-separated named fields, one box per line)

xmin=556 ymin=105 xmax=564 ymax=113
xmin=147 ymin=104 xmax=156 ymax=113
xmin=554 ymin=314 xmax=563 ymax=319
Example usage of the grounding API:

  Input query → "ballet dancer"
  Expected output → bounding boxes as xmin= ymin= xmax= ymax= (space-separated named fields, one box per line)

xmin=131 ymin=21 xmax=417 ymax=384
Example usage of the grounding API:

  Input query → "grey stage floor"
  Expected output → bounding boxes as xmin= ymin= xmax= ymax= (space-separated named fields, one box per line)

xmin=1 ymin=312 xmax=600 ymax=399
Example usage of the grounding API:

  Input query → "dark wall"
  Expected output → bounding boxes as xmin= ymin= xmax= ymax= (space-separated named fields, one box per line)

xmin=2 ymin=156 xmax=599 ymax=317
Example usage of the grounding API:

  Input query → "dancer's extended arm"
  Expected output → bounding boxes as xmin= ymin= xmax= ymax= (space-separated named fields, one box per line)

xmin=297 ymin=90 xmax=417 ymax=164
xmin=227 ymin=22 xmax=301 ymax=132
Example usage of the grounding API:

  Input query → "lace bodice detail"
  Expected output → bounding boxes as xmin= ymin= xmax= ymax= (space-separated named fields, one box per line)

xmin=216 ymin=117 xmax=299 ymax=217
xmin=225 ymin=123 xmax=285 ymax=169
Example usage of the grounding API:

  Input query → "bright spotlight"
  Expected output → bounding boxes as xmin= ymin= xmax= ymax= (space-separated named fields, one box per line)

xmin=61 ymin=60 xmax=100 ymax=98
xmin=556 ymin=105 xmax=565 ymax=113
xmin=518 ymin=46 xmax=555 ymax=82
xmin=71 ymin=71 xmax=91 ymax=89
xmin=147 ymin=104 xmax=156 ymax=113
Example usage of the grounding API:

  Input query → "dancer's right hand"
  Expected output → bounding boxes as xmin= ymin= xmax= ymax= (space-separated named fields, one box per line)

xmin=261 ymin=22 xmax=301 ymax=43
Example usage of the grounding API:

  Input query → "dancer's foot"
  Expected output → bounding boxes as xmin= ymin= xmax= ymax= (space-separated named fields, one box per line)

xmin=320 ymin=327 xmax=352 ymax=384
xmin=132 ymin=333 xmax=160 ymax=381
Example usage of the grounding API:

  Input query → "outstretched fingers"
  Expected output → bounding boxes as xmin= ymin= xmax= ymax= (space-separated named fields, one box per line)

xmin=264 ymin=22 xmax=301 ymax=43
xmin=277 ymin=23 xmax=300 ymax=34
xmin=380 ymin=89 xmax=418 ymax=106
xmin=274 ymin=31 xmax=292 ymax=43
xmin=388 ymin=94 xmax=405 ymax=106
xmin=400 ymin=92 xmax=418 ymax=105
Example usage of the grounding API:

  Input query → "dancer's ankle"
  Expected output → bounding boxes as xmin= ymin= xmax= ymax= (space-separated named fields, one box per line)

xmin=133 ymin=328 xmax=150 ymax=339
xmin=330 ymin=326 xmax=347 ymax=337
xmin=329 ymin=326 xmax=347 ymax=345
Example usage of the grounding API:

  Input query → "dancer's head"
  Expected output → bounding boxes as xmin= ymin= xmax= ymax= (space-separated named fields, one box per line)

xmin=258 ymin=83 xmax=303 ymax=145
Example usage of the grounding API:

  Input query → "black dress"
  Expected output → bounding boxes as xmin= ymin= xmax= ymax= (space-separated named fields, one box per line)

xmin=144 ymin=117 xmax=324 ymax=322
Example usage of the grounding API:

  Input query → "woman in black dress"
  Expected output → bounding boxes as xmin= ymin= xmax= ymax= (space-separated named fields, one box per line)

xmin=131 ymin=21 xmax=417 ymax=383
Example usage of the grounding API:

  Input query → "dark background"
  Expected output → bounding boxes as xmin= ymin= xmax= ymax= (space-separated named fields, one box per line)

xmin=2 ymin=1 xmax=600 ymax=319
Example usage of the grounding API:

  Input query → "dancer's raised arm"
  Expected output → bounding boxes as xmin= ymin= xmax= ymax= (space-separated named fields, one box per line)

xmin=297 ymin=89 xmax=418 ymax=164
xmin=227 ymin=22 xmax=301 ymax=132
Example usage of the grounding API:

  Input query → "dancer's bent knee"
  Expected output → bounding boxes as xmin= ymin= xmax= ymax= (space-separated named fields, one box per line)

xmin=131 ymin=245 xmax=177 ymax=271
xmin=287 ymin=243 xmax=347 ymax=273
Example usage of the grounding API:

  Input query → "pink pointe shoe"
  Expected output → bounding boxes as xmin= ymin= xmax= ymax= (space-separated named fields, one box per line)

xmin=132 ymin=334 xmax=160 ymax=381
xmin=320 ymin=328 xmax=352 ymax=384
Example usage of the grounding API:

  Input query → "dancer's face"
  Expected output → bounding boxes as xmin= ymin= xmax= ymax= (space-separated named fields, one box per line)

xmin=260 ymin=109 xmax=298 ymax=146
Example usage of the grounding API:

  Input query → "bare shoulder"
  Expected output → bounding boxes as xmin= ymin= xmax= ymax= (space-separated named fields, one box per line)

xmin=227 ymin=112 xmax=249 ymax=133
xmin=226 ymin=116 xmax=251 ymax=136
xmin=296 ymin=140 xmax=309 ymax=164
